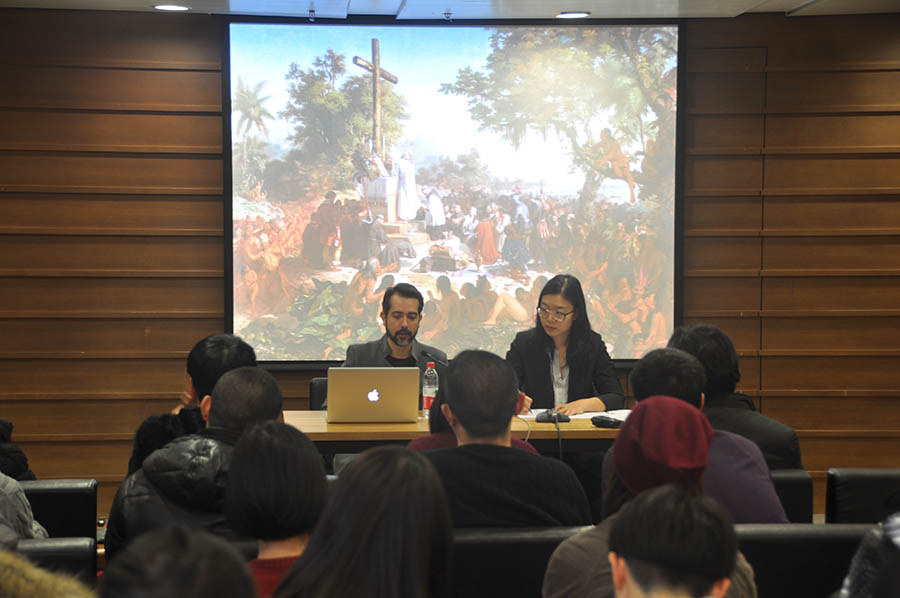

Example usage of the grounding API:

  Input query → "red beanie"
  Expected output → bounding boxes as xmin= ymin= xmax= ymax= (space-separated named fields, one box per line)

xmin=613 ymin=395 xmax=713 ymax=496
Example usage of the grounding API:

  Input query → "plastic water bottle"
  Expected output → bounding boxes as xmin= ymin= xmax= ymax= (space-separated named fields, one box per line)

xmin=422 ymin=361 xmax=439 ymax=419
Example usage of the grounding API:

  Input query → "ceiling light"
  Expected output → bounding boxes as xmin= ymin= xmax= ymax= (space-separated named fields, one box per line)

xmin=154 ymin=4 xmax=190 ymax=10
xmin=556 ymin=11 xmax=590 ymax=19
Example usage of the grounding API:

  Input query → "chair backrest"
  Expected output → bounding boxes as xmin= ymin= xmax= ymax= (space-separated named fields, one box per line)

xmin=770 ymin=469 xmax=813 ymax=523
xmin=309 ymin=377 xmax=328 ymax=411
xmin=826 ymin=468 xmax=900 ymax=523
xmin=736 ymin=523 xmax=872 ymax=598
xmin=20 ymin=478 xmax=98 ymax=539
xmin=450 ymin=526 xmax=589 ymax=598
xmin=16 ymin=537 xmax=97 ymax=583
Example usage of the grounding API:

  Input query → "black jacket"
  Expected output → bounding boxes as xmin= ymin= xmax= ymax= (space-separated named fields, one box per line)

xmin=506 ymin=329 xmax=624 ymax=411
xmin=703 ymin=392 xmax=803 ymax=470
xmin=105 ymin=427 xmax=249 ymax=560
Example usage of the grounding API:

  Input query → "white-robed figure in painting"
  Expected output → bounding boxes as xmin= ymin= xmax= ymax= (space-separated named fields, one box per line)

xmin=395 ymin=151 xmax=420 ymax=221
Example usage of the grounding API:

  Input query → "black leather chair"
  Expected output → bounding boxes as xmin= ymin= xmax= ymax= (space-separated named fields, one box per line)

xmin=17 ymin=537 xmax=97 ymax=583
xmin=736 ymin=523 xmax=872 ymax=598
xmin=770 ymin=469 xmax=813 ymax=523
xmin=450 ymin=526 xmax=589 ymax=598
xmin=309 ymin=377 xmax=328 ymax=411
xmin=826 ymin=468 xmax=900 ymax=523
xmin=20 ymin=478 xmax=98 ymax=539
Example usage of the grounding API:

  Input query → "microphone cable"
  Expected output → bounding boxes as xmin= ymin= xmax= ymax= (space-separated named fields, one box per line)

xmin=514 ymin=413 xmax=533 ymax=443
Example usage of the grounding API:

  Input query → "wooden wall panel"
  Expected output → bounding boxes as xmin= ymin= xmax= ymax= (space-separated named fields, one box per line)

xmin=5 ymin=399 xmax=175 ymax=437
xmin=684 ymin=237 xmax=761 ymax=271
xmin=765 ymin=115 xmax=900 ymax=153
xmin=736 ymin=355 xmax=760 ymax=392
xmin=685 ymin=156 xmax=763 ymax=195
xmin=767 ymin=72 xmax=900 ymax=113
xmin=763 ymin=397 xmax=900 ymax=431
xmin=0 ymin=358 xmax=184 ymax=396
xmin=764 ymin=196 xmax=900 ymax=231
xmin=684 ymin=197 xmax=761 ymax=231
xmin=763 ymin=237 xmax=900 ymax=271
xmin=682 ymin=277 xmax=760 ymax=314
xmin=799 ymin=435 xmax=900 ymax=471
xmin=686 ymin=116 xmax=763 ymax=154
xmin=682 ymin=316 xmax=760 ymax=351
xmin=762 ymin=317 xmax=900 ymax=351
xmin=762 ymin=356 xmax=900 ymax=391
xmin=764 ymin=156 xmax=900 ymax=195
xmin=762 ymin=276 xmax=900 ymax=311
xmin=686 ymin=73 xmax=765 ymax=113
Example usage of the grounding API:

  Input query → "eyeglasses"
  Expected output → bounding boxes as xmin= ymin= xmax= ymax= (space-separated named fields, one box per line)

xmin=537 ymin=306 xmax=574 ymax=322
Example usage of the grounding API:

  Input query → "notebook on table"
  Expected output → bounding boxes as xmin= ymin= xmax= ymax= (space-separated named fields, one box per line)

xmin=326 ymin=367 xmax=420 ymax=423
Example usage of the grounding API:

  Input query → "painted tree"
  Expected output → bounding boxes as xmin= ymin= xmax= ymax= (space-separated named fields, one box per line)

xmin=232 ymin=78 xmax=275 ymax=195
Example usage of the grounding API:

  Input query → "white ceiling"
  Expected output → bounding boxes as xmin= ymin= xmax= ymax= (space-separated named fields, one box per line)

xmin=0 ymin=0 xmax=897 ymax=19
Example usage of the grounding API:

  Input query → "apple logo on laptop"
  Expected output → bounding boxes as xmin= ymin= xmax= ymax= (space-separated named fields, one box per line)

xmin=367 ymin=388 xmax=380 ymax=403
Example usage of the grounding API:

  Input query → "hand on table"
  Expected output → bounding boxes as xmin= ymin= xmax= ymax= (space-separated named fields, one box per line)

xmin=556 ymin=397 xmax=607 ymax=416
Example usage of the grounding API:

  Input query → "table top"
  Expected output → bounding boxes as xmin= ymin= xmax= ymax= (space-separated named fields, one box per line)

xmin=283 ymin=410 xmax=619 ymax=442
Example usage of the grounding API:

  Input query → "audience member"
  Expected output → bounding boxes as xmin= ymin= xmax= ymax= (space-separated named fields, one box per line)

xmin=106 ymin=366 xmax=283 ymax=560
xmin=0 ymin=419 xmax=36 ymax=481
xmin=0 ymin=471 xmax=47 ymax=549
xmin=406 ymin=387 xmax=538 ymax=454
xmin=99 ymin=525 xmax=255 ymax=598
xmin=837 ymin=511 xmax=900 ymax=598
xmin=276 ymin=446 xmax=451 ymax=598
xmin=424 ymin=350 xmax=591 ymax=527
xmin=128 ymin=333 xmax=257 ymax=475
xmin=226 ymin=421 xmax=327 ymax=598
xmin=668 ymin=323 xmax=802 ymax=469
xmin=0 ymin=550 xmax=93 ymax=598
xmin=543 ymin=396 xmax=756 ymax=598
xmin=623 ymin=348 xmax=788 ymax=524
xmin=607 ymin=485 xmax=737 ymax=598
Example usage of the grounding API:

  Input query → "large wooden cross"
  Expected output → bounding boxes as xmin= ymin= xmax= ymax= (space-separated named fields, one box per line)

xmin=352 ymin=38 xmax=398 ymax=160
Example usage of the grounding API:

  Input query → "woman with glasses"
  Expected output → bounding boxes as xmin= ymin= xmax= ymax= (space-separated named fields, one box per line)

xmin=506 ymin=274 xmax=624 ymax=415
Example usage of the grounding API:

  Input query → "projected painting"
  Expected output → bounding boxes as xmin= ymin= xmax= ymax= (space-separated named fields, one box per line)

xmin=230 ymin=23 xmax=677 ymax=361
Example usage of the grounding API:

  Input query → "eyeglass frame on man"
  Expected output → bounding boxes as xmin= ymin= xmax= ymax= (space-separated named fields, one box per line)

xmin=536 ymin=306 xmax=575 ymax=322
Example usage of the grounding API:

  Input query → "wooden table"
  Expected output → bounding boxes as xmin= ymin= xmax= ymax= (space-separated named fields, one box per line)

xmin=283 ymin=410 xmax=618 ymax=454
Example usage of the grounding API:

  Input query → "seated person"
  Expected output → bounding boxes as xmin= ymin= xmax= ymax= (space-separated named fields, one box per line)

xmin=128 ymin=333 xmax=257 ymax=475
xmin=226 ymin=421 xmax=327 ymax=598
xmin=99 ymin=525 xmax=254 ymax=598
xmin=343 ymin=282 xmax=447 ymax=407
xmin=608 ymin=485 xmax=738 ymax=598
xmin=0 ymin=471 xmax=47 ymax=549
xmin=620 ymin=348 xmax=787 ymax=524
xmin=407 ymin=387 xmax=538 ymax=454
xmin=276 ymin=446 xmax=452 ymax=598
xmin=506 ymin=274 xmax=623 ymax=415
xmin=424 ymin=350 xmax=592 ymax=527
xmin=543 ymin=396 xmax=756 ymax=598
xmin=106 ymin=366 xmax=284 ymax=560
xmin=0 ymin=418 xmax=36 ymax=481
xmin=668 ymin=323 xmax=802 ymax=470
xmin=837 ymin=511 xmax=900 ymax=597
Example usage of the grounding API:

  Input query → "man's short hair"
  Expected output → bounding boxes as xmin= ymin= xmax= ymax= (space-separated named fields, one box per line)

xmin=667 ymin=324 xmax=741 ymax=396
xmin=186 ymin=334 xmax=257 ymax=399
xmin=99 ymin=525 xmax=254 ymax=598
xmin=208 ymin=366 xmax=282 ymax=432
xmin=444 ymin=350 xmax=517 ymax=438
xmin=609 ymin=485 xmax=736 ymax=597
xmin=629 ymin=348 xmax=706 ymax=408
xmin=382 ymin=282 xmax=424 ymax=315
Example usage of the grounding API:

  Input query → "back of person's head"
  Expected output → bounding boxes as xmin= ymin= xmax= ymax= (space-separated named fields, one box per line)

xmin=604 ymin=396 xmax=712 ymax=518
xmin=629 ymin=348 xmax=706 ymax=407
xmin=226 ymin=421 xmax=326 ymax=542
xmin=667 ymin=323 xmax=741 ymax=397
xmin=0 ymin=550 xmax=94 ymax=598
xmin=382 ymin=282 xmax=424 ymax=314
xmin=608 ymin=485 xmax=736 ymax=598
xmin=444 ymin=350 xmax=517 ymax=439
xmin=276 ymin=446 xmax=451 ymax=598
xmin=187 ymin=334 xmax=257 ymax=399
xmin=207 ymin=366 xmax=282 ymax=432
xmin=99 ymin=525 xmax=254 ymax=598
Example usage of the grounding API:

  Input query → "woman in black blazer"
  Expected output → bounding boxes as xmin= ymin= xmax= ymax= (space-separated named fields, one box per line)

xmin=506 ymin=274 xmax=624 ymax=414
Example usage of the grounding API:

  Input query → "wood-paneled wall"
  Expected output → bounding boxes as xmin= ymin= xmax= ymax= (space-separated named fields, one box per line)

xmin=1 ymin=9 xmax=898 ymax=516
xmin=683 ymin=13 xmax=900 ymax=512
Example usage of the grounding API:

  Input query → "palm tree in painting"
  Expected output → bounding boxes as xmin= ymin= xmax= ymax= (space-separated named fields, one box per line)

xmin=233 ymin=77 xmax=274 ymax=195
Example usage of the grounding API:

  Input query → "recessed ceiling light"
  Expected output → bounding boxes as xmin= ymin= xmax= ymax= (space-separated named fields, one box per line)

xmin=556 ymin=11 xmax=590 ymax=19
xmin=154 ymin=4 xmax=190 ymax=10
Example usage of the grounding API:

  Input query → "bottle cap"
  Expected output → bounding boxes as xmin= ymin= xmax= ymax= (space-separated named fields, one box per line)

xmin=426 ymin=361 xmax=435 ymax=368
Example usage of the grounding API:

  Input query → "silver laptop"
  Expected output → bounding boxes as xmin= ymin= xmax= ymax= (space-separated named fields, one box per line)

xmin=326 ymin=367 xmax=420 ymax=423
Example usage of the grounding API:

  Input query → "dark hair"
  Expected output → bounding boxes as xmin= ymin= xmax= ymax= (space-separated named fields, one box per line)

xmin=667 ymin=324 xmax=741 ymax=396
xmin=208 ymin=366 xmax=283 ymax=432
xmin=226 ymin=422 xmax=326 ymax=541
xmin=444 ymin=350 xmax=518 ymax=439
xmin=608 ymin=485 xmax=736 ymax=596
xmin=629 ymin=348 xmax=706 ymax=408
xmin=99 ymin=525 xmax=254 ymax=598
xmin=187 ymin=334 xmax=257 ymax=399
xmin=382 ymin=282 xmax=424 ymax=315
xmin=533 ymin=274 xmax=593 ymax=373
xmin=276 ymin=446 xmax=451 ymax=598
xmin=427 ymin=387 xmax=451 ymax=434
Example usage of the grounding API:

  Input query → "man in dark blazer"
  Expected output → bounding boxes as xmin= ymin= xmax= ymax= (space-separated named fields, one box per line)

xmin=668 ymin=323 xmax=803 ymax=470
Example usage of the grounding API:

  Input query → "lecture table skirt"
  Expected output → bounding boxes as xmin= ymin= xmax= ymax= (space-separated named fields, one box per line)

xmin=283 ymin=410 xmax=619 ymax=454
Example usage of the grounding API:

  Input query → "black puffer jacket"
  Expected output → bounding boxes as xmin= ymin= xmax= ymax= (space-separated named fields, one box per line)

xmin=105 ymin=427 xmax=248 ymax=561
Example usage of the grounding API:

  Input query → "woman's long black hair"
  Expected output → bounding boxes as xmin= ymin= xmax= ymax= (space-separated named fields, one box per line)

xmin=533 ymin=274 xmax=593 ymax=373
